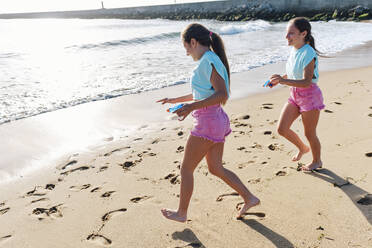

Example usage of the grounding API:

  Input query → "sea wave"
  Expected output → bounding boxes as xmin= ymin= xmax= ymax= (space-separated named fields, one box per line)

xmin=218 ymin=20 xmax=271 ymax=35
xmin=67 ymin=31 xmax=181 ymax=49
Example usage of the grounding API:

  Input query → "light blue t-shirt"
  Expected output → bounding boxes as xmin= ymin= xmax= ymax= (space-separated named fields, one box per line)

xmin=286 ymin=44 xmax=319 ymax=84
xmin=191 ymin=50 xmax=229 ymax=100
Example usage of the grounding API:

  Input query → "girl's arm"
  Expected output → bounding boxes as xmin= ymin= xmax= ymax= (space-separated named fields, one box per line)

xmin=175 ymin=65 xmax=228 ymax=120
xmin=157 ymin=94 xmax=193 ymax=104
xmin=271 ymin=59 xmax=315 ymax=88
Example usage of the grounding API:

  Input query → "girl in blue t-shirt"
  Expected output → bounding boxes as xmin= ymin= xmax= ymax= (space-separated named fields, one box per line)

xmin=269 ymin=17 xmax=325 ymax=171
xmin=157 ymin=23 xmax=259 ymax=222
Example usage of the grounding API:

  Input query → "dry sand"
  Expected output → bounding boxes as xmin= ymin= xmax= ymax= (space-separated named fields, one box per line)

xmin=1 ymin=66 xmax=372 ymax=248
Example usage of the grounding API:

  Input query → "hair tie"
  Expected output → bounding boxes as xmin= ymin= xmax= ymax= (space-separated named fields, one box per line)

xmin=209 ymin=31 xmax=213 ymax=37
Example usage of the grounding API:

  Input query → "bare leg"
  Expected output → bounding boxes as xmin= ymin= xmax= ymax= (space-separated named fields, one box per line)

xmin=301 ymin=110 xmax=322 ymax=171
xmin=277 ymin=102 xmax=310 ymax=161
xmin=206 ymin=142 xmax=260 ymax=218
xmin=161 ymin=135 xmax=214 ymax=222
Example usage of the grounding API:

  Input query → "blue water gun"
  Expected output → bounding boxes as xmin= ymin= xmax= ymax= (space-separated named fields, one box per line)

xmin=167 ymin=104 xmax=185 ymax=113
xmin=263 ymin=80 xmax=273 ymax=87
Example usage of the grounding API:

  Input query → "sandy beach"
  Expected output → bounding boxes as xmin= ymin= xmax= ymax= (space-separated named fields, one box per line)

xmin=1 ymin=58 xmax=371 ymax=248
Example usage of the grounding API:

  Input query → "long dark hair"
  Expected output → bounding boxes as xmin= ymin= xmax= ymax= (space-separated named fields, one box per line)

xmin=182 ymin=23 xmax=230 ymax=83
xmin=290 ymin=17 xmax=322 ymax=56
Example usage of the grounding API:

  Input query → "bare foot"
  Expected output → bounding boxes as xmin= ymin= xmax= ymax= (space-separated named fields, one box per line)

xmin=292 ymin=146 xmax=310 ymax=162
xmin=301 ymin=161 xmax=323 ymax=172
xmin=237 ymin=196 xmax=260 ymax=219
xmin=161 ymin=209 xmax=187 ymax=223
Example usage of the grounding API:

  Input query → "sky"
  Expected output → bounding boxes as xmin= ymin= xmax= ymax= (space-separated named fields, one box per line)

xmin=0 ymin=0 xmax=218 ymax=14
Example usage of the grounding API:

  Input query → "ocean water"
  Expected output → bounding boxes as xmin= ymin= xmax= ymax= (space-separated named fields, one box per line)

xmin=1 ymin=18 xmax=372 ymax=125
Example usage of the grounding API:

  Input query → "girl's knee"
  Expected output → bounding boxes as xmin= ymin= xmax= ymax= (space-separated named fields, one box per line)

xmin=180 ymin=164 xmax=194 ymax=176
xmin=208 ymin=166 xmax=224 ymax=177
xmin=304 ymin=131 xmax=317 ymax=140
xmin=277 ymin=126 xmax=288 ymax=136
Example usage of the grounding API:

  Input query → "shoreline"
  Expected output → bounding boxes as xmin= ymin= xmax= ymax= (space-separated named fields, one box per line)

xmin=2 ymin=40 xmax=372 ymax=184
xmin=1 ymin=64 xmax=371 ymax=247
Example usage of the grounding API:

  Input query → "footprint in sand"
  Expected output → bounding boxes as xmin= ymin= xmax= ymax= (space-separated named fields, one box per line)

xmin=164 ymin=173 xmax=180 ymax=185
xmin=87 ymin=234 xmax=112 ymax=246
xmin=366 ymin=152 xmax=372 ymax=157
xmin=333 ymin=102 xmax=342 ymax=105
xmin=268 ymin=143 xmax=282 ymax=151
xmin=101 ymin=208 xmax=127 ymax=222
xmin=119 ymin=161 xmax=136 ymax=170
xmin=60 ymin=160 xmax=77 ymax=170
xmin=60 ymin=166 xmax=90 ymax=176
xmin=324 ymin=109 xmax=333 ymax=113
xmin=45 ymin=184 xmax=55 ymax=190
xmin=235 ymin=122 xmax=249 ymax=128
xmin=32 ymin=204 xmax=63 ymax=219
xmin=130 ymin=196 xmax=152 ymax=203
xmin=216 ymin=192 xmax=239 ymax=202
xmin=103 ymin=146 xmax=130 ymax=157
xmin=69 ymin=184 xmax=91 ymax=191
xmin=176 ymin=146 xmax=185 ymax=153
xmin=0 ymin=207 xmax=10 ymax=215
xmin=0 ymin=235 xmax=12 ymax=245
xmin=90 ymin=187 xmax=101 ymax=193
xmin=248 ymin=178 xmax=261 ymax=184
xmin=25 ymin=186 xmax=47 ymax=197
xmin=237 ymin=114 xmax=250 ymax=120
xmin=31 ymin=198 xmax=49 ymax=204
xmin=85 ymin=208 xmax=127 ymax=247
xmin=275 ymin=171 xmax=287 ymax=176
xmin=101 ymin=191 xmax=116 ymax=198
xmin=98 ymin=166 xmax=108 ymax=172
xmin=357 ymin=194 xmax=372 ymax=205
xmin=251 ymin=143 xmax=263 ymax=149
xmin=0 ymin=202 xmax=4 ymax=207
xmin=261 ymin=103 xmax=274 ymax=110
xmin=137 ymin=151 xmax=157 ymax=157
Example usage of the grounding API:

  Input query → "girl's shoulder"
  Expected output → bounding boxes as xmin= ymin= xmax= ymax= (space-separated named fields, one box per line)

xmin=201 ymin=50 xmax=217 ymax=61
xmin=201 ymin=50 xmax=223 ymax=66
xmin=302 ymin=44 xmax=317 ymax=56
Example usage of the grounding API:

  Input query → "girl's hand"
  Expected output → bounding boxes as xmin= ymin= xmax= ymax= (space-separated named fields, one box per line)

xmin=156 ymin=98 xmax=176 ymax=104
xmin=269 ymin=74 xmax=283 ymax=87
xmin=174 ymin=103 xmax=194 ymax=121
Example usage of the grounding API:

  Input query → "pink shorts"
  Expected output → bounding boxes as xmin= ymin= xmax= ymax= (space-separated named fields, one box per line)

xmin=191 ymin=104 xmax=231 ymax=143
xmin=288 ymin=84 xmax=325 ymax=113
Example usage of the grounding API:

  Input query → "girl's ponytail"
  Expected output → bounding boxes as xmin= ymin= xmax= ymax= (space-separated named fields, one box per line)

xmin=182 ymin=23 xmax=230 ymax=89
xmin=210 ymin=32 xmax=230 ymax=82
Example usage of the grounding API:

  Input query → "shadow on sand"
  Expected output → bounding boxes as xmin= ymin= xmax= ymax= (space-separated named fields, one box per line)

xmin=240 ymin=219 xmax=295 ymax=248
xmin=308 ymin=168 xmax=372 ymax=225
xmin=172 ymin=228 xmax=205 ymax=248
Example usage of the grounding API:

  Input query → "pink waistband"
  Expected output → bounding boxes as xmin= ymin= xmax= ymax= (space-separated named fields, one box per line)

xmin=291 ymin=83 xmax=319 ymax=92
xmin=192 ymin=104 xmax=223 ymax=117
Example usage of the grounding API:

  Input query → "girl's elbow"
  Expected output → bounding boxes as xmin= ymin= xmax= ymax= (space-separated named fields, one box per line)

xmin=303 ymin=79 xmax=312 ymax=87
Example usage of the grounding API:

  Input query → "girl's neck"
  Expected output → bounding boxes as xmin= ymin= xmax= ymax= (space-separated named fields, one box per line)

xmin=196 ymin=46 xmax=210 ymax=60
xmin=294 ymin=41 xmax=306 ymax=50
